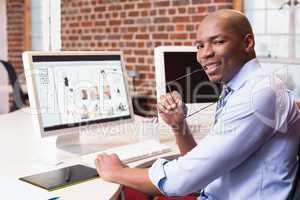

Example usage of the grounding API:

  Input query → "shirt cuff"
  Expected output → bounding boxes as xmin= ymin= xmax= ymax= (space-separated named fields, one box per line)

xmin=148 ymin=158 xmax=169 ymax=195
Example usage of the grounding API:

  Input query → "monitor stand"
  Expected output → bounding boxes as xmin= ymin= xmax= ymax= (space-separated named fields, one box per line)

xmin=56 ymin=133 xmax=103 ymax=155
xmin=37 ymin=122 xmax=141 ymax=165
xmin=55 ymin=123 xmax=140 ymax=156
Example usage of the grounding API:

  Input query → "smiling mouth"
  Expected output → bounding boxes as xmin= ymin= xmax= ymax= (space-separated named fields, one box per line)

xmin=203 ymin=62 xmax=221 ymax=73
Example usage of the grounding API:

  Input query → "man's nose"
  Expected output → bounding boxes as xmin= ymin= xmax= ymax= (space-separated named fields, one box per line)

xmin=199 ymin=44 xmax=214 ymax=59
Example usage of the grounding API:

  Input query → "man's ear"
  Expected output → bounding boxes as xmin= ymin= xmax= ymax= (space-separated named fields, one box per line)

xmin=243 ymin=34 xmax=255 ymax=53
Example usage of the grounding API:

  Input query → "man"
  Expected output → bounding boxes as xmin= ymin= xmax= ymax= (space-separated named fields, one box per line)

xmin=95 ymin=9 xmax=300 ymax=199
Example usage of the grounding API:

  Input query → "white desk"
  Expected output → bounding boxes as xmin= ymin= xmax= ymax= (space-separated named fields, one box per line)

xmin=0 ymin=108 xmax=180 ymax=200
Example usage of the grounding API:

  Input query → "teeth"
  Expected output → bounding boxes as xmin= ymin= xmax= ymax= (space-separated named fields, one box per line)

xmin=207 ymin=64 xmax=217 ymax=68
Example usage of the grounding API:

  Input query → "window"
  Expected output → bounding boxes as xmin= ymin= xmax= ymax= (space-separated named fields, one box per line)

xmin=244 ymin=0 xmax=300 ymax=100
xmin=31 ymin=0 xmax=61 ymax=51
xmin=244 ymin=0 xmax=300 ymax=62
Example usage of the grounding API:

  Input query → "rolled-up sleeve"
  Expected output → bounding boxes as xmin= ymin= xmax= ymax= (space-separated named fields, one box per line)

xmin=148 ymin=158 xmax=169 ymax=195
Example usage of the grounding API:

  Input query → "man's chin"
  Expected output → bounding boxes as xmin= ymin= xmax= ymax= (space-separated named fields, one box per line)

xmin=208 ymin=75 xmax=222 ymax=83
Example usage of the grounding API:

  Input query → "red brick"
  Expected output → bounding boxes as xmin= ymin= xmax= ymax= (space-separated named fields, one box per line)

xmin=126 ymin=42 xmax=137 ymax=47
xmin=178 ymin=7 xmax=186 ymax=14
xmin=214 ymin=0 xmax=231 ymax=2
xmin=137 ymin=2 xmax=151 ymax=9
xmin=186 ymin=24 xmax=196 ymax=31
xmin=173 ymin=0 xmax=189 ymax=6
xmin=170 ymin=33 xmax=188 ymax=40
xmin=159 ymin=9 xmax=167 ymax=15
xmin=81 ymin=35 xmax=92 ymax=40
xmin=123 ymin=34 xmax=133 ymax=40
xmin=108 ymin=4 xmax=122 ymax=11
xmin=81 ymin=7 xmax=91 ymax=13
xmin=123 ymin=19 xmax=135 ymax=25
xmin=95 ymin=20 xmax=106 ymax=26
xmin=136 ymin=18 xmax=151 ymax=24
xmin=154 ymin=1 xmax=170 ymax=7
xmin=192 ymin=15 xmax=205 ymax=22
xmin=168 ymin=8 xmax=176 ymax=15
xmin=197 ymin=6 xmax=207 ymax=13
xmin=135 ymin=34 xmax=149 ymax=40
xmin=107 ymin=34 xmax=121 ymax=40
xmin=138 ymin=57 xmax=145 ymax=63
xmin=81 ymin=21 xmax=93 ymax=27
xmin=172 ymin=16 xmax=190 ymax=23
xmin=141 ymin=10 xmax=148 ymax=16
xmin=192 ymin=0 xmax=211 ymax=4
xmin=154 ymin=17 xmax=170 ymax=23
xmin=150 ymin=10 xmax=157 ymax=16
xmin=112 ymin=12 xmax=119 ymax=18
xmin=128 ymin=11 xmax=139 ymax=17
xmin=138 ymin=42 xmax=145 ymax=48
xmin=124 ymin=4 xmax=135 ymax=9
xmin=137 ymin=65 xmax=150 ymax=71
xmin=134 ymin=50 xmax=149 ymax=56
xmin=109 ymin=20 xmax=122 ymax=26
xmin=126 ymin=57 xmax=136 ymax=63
xmin=153 ymin=33 xmax=169 ymax=39
xmin=190 ymin=33 xmax=197 ymax=39
xmin=176 ymin=24 xmax=185 ymax=31
xmin=218 ymin=4 xmax=233 ymax=9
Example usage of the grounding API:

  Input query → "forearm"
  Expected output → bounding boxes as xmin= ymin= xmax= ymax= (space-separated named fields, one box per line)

xmin=172 ymin=120 xmax=197 ymax=155
xmin=111 ymin=167 xmax=163 ymax=196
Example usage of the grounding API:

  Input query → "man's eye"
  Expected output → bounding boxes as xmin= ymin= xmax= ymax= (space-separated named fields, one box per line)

xmin=196 ymin=43 xmax=204 ymax=49
xmin=214 ymin=40 xmax=225 ymax=44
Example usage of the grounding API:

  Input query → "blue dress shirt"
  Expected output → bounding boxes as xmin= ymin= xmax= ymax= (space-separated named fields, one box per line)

xmin=149 ymin=58 xmax=300 ymax=200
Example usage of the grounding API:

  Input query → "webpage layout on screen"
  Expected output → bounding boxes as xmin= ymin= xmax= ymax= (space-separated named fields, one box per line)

xmin=32 ymin=60 xmax=130 ymax=130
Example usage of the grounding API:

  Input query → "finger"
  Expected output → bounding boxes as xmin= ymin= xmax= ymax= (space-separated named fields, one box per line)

xmin=166 ymin=93 xmax=177 ymax=109
xmin=159 ymin=95 xmax=172 ymax=110
xmin=95 ymin=158 xmax=101 ymax=174
xmin=171 ymin=91 xmax=182 ymax=104
xmin=157 ymin=102 xmax=169 ymax=113
xmin=96 ymin=153 xmax=107 ymax=163
xmin=110 ymin=153 xmax=121 ymax=160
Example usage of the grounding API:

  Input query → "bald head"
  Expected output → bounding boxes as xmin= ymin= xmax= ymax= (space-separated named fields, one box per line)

xmin=196 ymin=9 xmax=256 ymax=83
xmin=201 ymin=9 xmax=254 ymax=39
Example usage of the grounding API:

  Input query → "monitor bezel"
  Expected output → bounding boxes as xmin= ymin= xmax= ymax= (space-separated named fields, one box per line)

xmin=23 ymin=51 xmax=134 ymax=138
xmin=154 ymin=46 xmax=200 ymax=104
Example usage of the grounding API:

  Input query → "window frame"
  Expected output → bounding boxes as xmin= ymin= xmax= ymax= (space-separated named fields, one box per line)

xmin=30 ymin=0 xmax=61 ymax=51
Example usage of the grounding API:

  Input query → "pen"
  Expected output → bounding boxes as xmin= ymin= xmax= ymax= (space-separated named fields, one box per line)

xmin=49 ymin=197 xmax=60 ymax=200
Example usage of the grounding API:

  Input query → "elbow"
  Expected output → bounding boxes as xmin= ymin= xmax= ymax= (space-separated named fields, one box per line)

xmin=162 ymin=176 xmax=200 ymax=197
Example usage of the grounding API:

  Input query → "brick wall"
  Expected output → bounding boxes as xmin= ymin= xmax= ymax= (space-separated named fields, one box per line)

xmin=6 ymin=0 xmax=25 ymax=75
xmin=61 ymin=0 xmax=234 ymax=114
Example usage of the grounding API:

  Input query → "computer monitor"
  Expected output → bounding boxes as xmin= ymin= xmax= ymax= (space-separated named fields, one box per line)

xmin=154 ymin=46 xmax=221 ymax=128
xmin=23 ymin=51 xmax=134 ymax=155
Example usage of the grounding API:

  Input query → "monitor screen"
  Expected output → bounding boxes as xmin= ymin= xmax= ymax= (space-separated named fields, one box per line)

xmin=31 ymin=55 xmax=131 ymax=132
xmin=163 ymin=52 xmax=221 ymax=103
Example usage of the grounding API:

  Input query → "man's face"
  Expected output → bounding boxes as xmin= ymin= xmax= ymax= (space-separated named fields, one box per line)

xmin=196 ymin=17 xmax=248 ymax=83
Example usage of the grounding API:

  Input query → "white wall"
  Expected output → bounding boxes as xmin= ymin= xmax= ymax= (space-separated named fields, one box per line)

xmin=0 ymin=0 xmax=7 ymax=60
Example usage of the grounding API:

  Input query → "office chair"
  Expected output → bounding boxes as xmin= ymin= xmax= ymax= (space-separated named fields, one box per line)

xmin=0 ymin=60 xmax=27 ymax=112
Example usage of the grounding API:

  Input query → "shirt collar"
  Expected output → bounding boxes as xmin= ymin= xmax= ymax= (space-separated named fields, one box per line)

xmin=226 ymin=58 xmax=261 ymax=91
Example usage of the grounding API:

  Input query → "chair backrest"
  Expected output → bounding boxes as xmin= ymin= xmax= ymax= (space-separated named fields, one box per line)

xmin=0 ymin=60 xmax=26 ymax=112
xmin=0 ymin=61 xmax=9 ymax=113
